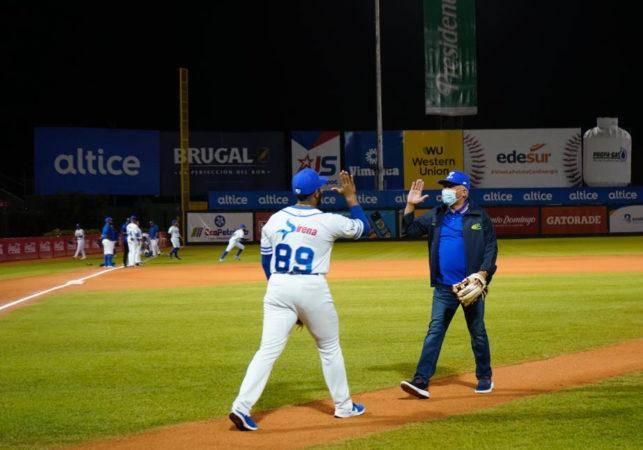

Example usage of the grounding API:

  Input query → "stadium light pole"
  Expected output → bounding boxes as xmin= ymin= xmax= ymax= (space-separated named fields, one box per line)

xmin=375 ymin=0 xmax=385 ymax=190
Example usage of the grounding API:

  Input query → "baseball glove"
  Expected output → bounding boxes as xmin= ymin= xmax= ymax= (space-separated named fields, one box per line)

xmin=452 ymin=273 xmax=487 ymax=307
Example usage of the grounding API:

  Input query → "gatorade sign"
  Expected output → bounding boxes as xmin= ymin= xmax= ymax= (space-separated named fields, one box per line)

xmin=541 ymin=206 xmax=607 ymax=235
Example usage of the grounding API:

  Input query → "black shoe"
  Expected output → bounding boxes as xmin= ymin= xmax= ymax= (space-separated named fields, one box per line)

xmin=400 ymin=378 xmax=430 ymax=399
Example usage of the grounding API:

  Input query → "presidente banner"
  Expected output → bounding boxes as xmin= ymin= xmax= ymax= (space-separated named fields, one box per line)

xmin=424 ymin=0 xmax=477 ymax=116
xmin=160 ymin=131 xmax=286 ymax=196
xmin=609 ymin=205 xmax=643 ymax=233
xmin=34 ymin=127 xmax=160 ymax=195
xmin=403 ymin=130 xmax=464 ymax=189
xmin=291 ymin=132 xmax=341 ymax=187
xmin=187 ymin=212 xmax=253 ymax=244
xmin=463 ymin=129 xmax=582 ymax=188
xmin=344 ymin=131 xmax=403 ymax=190
xmin=485 ymin=207 xmax=539 ymax=236
xmin=541 ymin=206 xmax=607 ymax=235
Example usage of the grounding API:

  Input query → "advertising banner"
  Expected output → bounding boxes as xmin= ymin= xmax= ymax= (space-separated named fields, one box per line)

xmin=21 ymin=238 xmax=39 ymax=260
xmin=52 ymin=237 xmax=67 ymax=257
xmin=338 ymin=210 xmax=397 ymax=240
xmin=160 ymin=131 xmax=286 ymax=196
xmin=486 ymin=207 xmax=539 ymax=236
xmin=34 ymin=127 xmax=160 ymax=195
xmin=254 ymin=211 xmax=275 ymax=241
xmin=424 ymin=0 xmax=478 ymax=115
xmin=344 ymin=131 xmax=403 ymax=189
xmin=291 ymin=132 xmax=341 ymax=187
xmin=609 ymin=205 xmax=643 ymax=233
xmin=4 ymin=239 xmax=22 ymax=261
xmin=187 ymin=212 xmax=253 ymax=243
xmin=541 ymin=206 xmax=607 ymax=235
xmin=0 ymin=240 xmax=5 ymax=262
xmin=463 ymin=129 xmax=582 ymax=188
xmin=403 ymin=130 xmax=464 ymax=189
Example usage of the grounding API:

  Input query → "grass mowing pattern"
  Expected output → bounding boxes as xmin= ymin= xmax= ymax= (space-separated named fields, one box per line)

xmin=1 ymin=273 xmax=642 ymax=447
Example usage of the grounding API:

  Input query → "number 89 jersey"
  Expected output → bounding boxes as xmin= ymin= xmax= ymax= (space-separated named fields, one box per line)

xmin=260 ymin=205 xmax=365 ymax=275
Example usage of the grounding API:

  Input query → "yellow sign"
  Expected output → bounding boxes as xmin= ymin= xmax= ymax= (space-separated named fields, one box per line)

xmin=403 ymin=130 xmax=464 ymax=189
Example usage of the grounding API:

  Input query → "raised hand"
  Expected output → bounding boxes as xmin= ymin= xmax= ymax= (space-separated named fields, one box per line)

xmin=407 ymin=179 xmax=429 ymax=205
xmin=332 ymin=170 xmax=358 ymax=206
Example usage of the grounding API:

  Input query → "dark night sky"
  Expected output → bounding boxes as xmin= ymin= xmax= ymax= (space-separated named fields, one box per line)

xmin=1 ymin=1 xmax=639 ymax=191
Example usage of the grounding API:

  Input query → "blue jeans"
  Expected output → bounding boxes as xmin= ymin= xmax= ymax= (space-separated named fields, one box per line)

xmin=414 ymin=285 xmax=492 ymax=383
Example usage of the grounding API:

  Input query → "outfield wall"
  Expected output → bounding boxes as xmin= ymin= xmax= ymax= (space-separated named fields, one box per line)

xmin=186 ymin=186 xmax=643 ymax=243
xmin=0 ymin=233 xmax=167 ymax=263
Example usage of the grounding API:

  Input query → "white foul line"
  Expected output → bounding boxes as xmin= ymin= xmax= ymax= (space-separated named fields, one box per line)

xmin=0 ymin=254 xmax=160 ymax=313
xmin=0 ymin=266 xmax=124 ymax=313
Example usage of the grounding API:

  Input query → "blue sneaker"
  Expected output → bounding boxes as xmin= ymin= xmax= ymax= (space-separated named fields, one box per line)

xmin=475 ymin=378 xmax=494 ymax=394
xmin=229 ymin=409 xmax=259 ymax=431
xmin=335 ymin=402 xmax=366 ymax=418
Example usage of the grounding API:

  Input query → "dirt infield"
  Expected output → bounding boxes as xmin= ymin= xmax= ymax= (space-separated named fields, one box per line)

xmin=77 ymin=338 xmax=643 ymax=450
xmin=2 ymin=254 xmax=643 ymax=314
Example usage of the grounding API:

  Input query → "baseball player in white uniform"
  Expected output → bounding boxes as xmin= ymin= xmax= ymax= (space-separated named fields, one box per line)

xmin=73 ymin=223 xmax=86 ymax=259
xmin=219 ymin=225 xmax=247 ymax=262
xmin=126 ymin=215 xmax=143 ymax=267
xmin=229 ymin=169 xmax=371 ymax=431
xmin=168 ymin=219 xmax=182 ymax=259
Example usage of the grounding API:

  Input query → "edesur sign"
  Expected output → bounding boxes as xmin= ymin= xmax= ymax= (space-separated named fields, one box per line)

xmin=34 ymin=127 xmax=160 ymax=195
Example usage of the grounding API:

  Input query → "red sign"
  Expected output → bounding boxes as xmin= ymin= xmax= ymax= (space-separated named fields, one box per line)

xmin=21 ymin=238 xmax=39 ymax=260
xmin=38 ymin=239 xmax=54 ymax=258
xmin=486 ymin=207 xmax=539 ymax=236
xmin=254 ymin=212 xmax=275 ymax=241
xmin=4 ymin=239 xmax=23 ymax=261
xmin=541 ymin=206 xmax=607 ymax=235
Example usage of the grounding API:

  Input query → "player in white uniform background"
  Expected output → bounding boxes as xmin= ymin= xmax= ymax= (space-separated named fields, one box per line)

xmin=219 ymin=225 xmax=247 ymax=262
xmin=73 ymin=223 xmax=86 ymax=259
xmin=229 ymin=169 xmax=371 ymax=431
xmin=126 ymin=215 xmax=142 ymax=267
xmin=168 ymin=219 xmax=182 ymax=259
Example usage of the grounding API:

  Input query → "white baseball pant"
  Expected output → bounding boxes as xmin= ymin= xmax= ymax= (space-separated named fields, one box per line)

xmin=231 ymin=273 xmax=353 ymax=417
xmin=150 ymin=238 xmax=160 ymax=256
xmin=74 ymin=239 xmax=86 ymax=258
xmin=171 ymin=237 xmax=181 ymax=249
xmin=226 ymin=240 xmax=245 ymax=253
xmin=128 ymin=239 xmax=141 ymax=266
xmin=102 ymin=239 xmax=115 ymax=255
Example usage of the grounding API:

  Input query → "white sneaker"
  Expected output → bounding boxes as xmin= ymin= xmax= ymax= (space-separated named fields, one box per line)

xmin=334 ymin=402 xmax=365 ymax=418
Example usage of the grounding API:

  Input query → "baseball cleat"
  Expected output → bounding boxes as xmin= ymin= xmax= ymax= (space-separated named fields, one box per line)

xmin=334 ymin=402 xmax=365 ymax=418
xmin=475 ymin=378 xmax=494 ymax=394
xmin=229 ymin=409 xmax=259 ymax=431
xmin=218 ymin=258 xmax=224 ymax=262
xmin=400 ymin=379 xmax=430 ymax=399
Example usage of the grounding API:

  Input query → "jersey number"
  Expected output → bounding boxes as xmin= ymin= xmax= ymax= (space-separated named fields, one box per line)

xmin=274 ymin=244 xmax=314 ymax=274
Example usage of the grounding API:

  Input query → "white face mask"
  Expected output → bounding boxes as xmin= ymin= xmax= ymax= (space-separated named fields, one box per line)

xmin=441 ymin=188 xmax=458 ymax=206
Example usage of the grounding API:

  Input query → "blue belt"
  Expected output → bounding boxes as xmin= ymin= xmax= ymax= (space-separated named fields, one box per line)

xmin=285 ymin=272 xmax=321 ymax=276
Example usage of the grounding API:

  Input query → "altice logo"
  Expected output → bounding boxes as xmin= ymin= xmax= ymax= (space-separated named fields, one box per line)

xmin=54 ymin=148 xmax=141 ymax=176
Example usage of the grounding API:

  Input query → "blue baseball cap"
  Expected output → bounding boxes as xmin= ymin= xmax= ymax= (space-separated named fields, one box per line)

xmin=438 ymin=170 xmax=471 ymax=189
xmin=292 ymin=168 xmax=328 ymax=195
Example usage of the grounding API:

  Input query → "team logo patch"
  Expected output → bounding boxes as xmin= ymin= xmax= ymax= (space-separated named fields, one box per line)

xmin=471 ymin=223 xmax=482 ymax=231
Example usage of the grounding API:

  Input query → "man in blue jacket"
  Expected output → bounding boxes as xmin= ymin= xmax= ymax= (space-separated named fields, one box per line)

xmin=400 ymin=170 xmax=498 ymax=398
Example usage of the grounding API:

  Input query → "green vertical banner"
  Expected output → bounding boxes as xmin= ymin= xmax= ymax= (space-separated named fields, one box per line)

xmin=424 ymin=0 xmax=478 ymax=116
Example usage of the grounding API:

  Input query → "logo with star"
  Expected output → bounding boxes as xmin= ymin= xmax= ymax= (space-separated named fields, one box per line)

xmin=214 ymin=215 xmax=226 ymax=227
xmin=297 ymin=153 xmax=315 ymax=170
